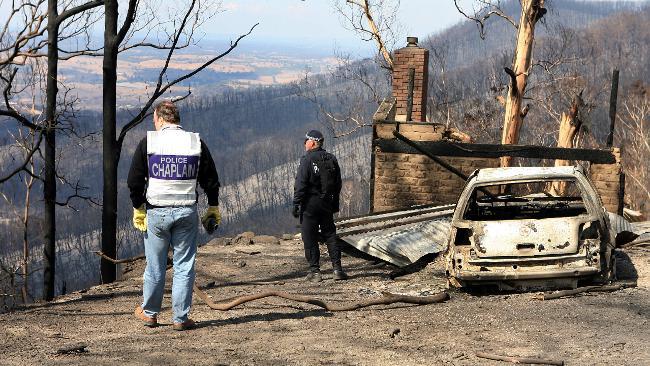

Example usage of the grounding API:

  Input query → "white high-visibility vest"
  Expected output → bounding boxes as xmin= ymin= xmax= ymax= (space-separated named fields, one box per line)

xmin=146 ymin=126 xmax=201 ymax=206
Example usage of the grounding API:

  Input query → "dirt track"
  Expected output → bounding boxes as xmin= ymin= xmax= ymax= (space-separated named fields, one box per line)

xmin=1 ymin=237 xmax=648 ymax=366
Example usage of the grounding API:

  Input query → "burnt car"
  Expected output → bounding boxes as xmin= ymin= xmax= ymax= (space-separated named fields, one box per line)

xmin=446 ymin=166 xmax=616 ymax=290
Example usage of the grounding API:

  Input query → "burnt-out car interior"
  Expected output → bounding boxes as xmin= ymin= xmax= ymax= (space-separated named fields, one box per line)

xmin=463 ymin=180 xmax=587 ymax=221
xmin=446 ymin=168 xmax=615 ymax=291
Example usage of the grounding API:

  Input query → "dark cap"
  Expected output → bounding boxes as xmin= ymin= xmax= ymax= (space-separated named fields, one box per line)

xmin=305 ymin=130 xmax=324 ymax=142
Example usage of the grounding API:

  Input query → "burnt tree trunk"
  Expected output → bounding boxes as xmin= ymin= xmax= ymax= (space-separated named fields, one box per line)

xmin=42 ymin=0 xmax=60 ymax=301
xmin=40 ymin=0 xmax=105 ymax=299
xmin=101 ymin=0 xmax=120 ymax=284
xmin=21 ymin=163 xmax=35 ymax=303
xmin=549 ymin=92 xmax=584 ymax=196
xmin=500 ymin=0 xmax=546 ymax=167
xmin=101 ymin=0 xmax=137 ymax=283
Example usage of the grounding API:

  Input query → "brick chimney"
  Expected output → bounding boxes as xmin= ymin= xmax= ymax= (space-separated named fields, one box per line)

xmin=392 ymin=37 xmax=429 ymax=122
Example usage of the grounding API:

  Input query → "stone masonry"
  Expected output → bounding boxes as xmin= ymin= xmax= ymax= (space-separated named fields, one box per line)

xmin=373 ymin=152 xmax=498 ymax=212
xmin=373 ymin=147 xmax=622 ymax=213
xmin=589 ymin=148 xmax=622 ymax=214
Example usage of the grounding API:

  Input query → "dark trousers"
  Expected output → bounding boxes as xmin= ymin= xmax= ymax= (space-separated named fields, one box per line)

xmin=301 ymin=210 xmax=342 ymax=272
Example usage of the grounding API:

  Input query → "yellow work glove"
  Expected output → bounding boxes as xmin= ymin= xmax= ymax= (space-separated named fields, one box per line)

xmin=133 ymin=204 xmax=147 ymax=232
xmin=201 ymin=206 xmax=221 ymax=234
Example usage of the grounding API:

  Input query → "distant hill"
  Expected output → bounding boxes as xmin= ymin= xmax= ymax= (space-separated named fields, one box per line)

xmin=424 ymin=0 xmax=645 ymax=70
xmin=50 ymin=40 xmax=341 ymax=111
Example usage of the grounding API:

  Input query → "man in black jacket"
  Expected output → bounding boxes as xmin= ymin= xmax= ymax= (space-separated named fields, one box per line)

xmin=292 ymin=130 xmax=347 ymax=282
xmin=127 ymin=101 xmax=221 ymax=330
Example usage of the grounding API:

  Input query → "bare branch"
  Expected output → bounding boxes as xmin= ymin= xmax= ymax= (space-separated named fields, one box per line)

xmin=0 ymin=108 xmax=42 ymax=131
xmin=0 ymin=1 xmax=47 ymax=65
xmin=116 ymin=0 xmax=138 ymax=45
xmin=55 ymin=179 xmax=101 ymax=210
xmin=296 ymin=75 xmax=373 ymax=138
xmin=453 ymin=0 xmax=517 ymax=39
xmin=117 ymin=23 xmax=258 ymax=145
xmin=56 ymin=0 xmax=104 ymax=25
xmin=0 ymin=130 xmax=43 ymax=184
xmin=195 ymin=286 xmax=449 ymax=312
xmin=94 ymin=251 xmax=145 ymax=264
xmin=345 ymin=0 xmax=394 ymax=69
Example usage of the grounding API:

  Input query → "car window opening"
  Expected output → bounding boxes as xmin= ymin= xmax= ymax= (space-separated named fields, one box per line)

xmin=463 ymin=180 xmax=588 ymax=221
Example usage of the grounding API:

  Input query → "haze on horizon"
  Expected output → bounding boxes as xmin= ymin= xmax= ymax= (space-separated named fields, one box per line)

xmin=203 ymin=0 xmax=648 ymax=57
xmin=2 ymin=0 xmax=645 ymax=57
xmin=205 ymin=0 xmax=464 ymax=56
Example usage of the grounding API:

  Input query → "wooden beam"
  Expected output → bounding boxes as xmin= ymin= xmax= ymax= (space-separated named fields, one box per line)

xmin=618 ymin=173 xmax=625 ymax=216
xmin=369 ymin=138 xmax=377 ymax=213
xmin=373 ymin=139 xmax=616 ymax=164
xmin=606 ymin=69 xmax=620 ymax=147
xmin=475 ymin=352 xmax=564 ymax=366
xmin=393 ymin=131 xmax=469 ymax=180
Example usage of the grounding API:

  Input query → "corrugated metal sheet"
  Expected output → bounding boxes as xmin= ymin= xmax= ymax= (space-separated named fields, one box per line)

xmin=631 ymin=221 xmax=650 ymax=233
xmin=608 ymin=213 xmax=650 ymax=247
xmin=630 ymin=221 xmax=650 ymax=247
xmin=337 ymin=205 xmax=454 ymax=267
xmin=608 ymin=212 xmax=634 ymax=234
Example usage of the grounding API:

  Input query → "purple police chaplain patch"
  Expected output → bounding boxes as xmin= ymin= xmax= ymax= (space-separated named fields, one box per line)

xmin=148 ymin=154 xmax=199 ymax=180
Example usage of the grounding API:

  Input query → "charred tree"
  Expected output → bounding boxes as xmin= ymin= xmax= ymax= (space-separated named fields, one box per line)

xmin=344 ymin=0 xmax=394 ymax=69
xmin=500 ymin=0 xmax=546 ymax=167
xmin=43 ymin=0 xmax=103 ymax=300
xmin=42 ymin=0 xmax=59 ymax=301
xmin=0 ymin=0 xmax=98 ymax=300
xmin=453 ymin=0 xmax=546 ymax=166
xmin=100 ymin=0 xmax=131 ymax=284
xmin=549 ymin=92 xmax=584 ymax=196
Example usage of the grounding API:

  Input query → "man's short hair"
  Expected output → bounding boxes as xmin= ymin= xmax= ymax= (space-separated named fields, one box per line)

xmin=154 ymin=101 xmax=180 ymax=124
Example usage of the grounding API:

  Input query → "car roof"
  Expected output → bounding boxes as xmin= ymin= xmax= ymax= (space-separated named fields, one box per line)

xmin=472 ymin=166 xmax=584 ymax=184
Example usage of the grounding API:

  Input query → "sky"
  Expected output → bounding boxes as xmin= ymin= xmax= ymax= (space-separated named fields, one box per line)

xmin=0 ymin=0 xmax=463 ymax=57
xmin=201 ymin=0 xmax=647 ymax=57
xmin=1 ymin=0 xmax=645 ymax=57
xmin=204 ymin=0 xmax=466 ymax=56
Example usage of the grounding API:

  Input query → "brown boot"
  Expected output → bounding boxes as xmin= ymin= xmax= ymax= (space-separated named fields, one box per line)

xmin=134 ymin=306 xmax=157 ymax=327
xmin=173 ymin=319 xmax=197 ymax=331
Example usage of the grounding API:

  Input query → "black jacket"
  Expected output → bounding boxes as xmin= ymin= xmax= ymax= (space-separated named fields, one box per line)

xmin=293 ymin=147 xmax=342 ymax=214
xmin=127 ymin=136 xmax=220 ymax=208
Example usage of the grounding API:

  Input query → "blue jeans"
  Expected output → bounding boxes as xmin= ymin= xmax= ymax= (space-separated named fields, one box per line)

xmin=141 ymin=206 xmax=198 ymax=323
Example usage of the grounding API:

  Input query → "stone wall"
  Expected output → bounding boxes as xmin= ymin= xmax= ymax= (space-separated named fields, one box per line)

xmin=372 ymin=152 xmax=498 ymax=212
xmin=589 ymin=148 xmax=622 ymax=214
xmin=373 ymin=149 xmax=623 ymax=213
xmin=375 ymin=122 xmax=443 ymax=141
